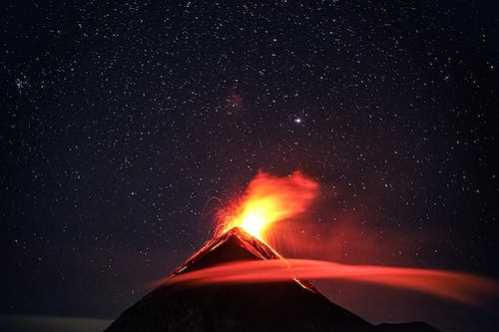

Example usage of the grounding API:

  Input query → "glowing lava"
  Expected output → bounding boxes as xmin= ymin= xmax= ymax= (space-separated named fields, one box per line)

xmin=218 ymin=171 xmax=319 ymax=241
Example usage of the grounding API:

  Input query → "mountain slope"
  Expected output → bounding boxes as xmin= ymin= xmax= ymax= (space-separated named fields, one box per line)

xmin=105 ymin=228 xmax=438 ymax=332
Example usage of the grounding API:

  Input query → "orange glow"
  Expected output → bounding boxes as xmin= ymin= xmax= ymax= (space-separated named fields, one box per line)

xmin=153 ymin=171 xmax=499 ymax=308
xmin=163 ymin=259 xmax=499 ymax=304
xmin=218 ymin=171 xmax=319 ymax=241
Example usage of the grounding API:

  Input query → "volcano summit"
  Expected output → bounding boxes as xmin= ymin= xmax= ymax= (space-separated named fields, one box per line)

xmin=105 ymin=227 xmax=439 ymax=332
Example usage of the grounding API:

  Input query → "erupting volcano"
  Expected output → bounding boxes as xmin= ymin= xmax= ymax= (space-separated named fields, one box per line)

xmin=105 ymin=172 xmax=498 ymax=332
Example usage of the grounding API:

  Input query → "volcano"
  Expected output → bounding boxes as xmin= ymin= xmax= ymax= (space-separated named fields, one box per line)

xmin=105 ymin=227 xmax=440 ymax=332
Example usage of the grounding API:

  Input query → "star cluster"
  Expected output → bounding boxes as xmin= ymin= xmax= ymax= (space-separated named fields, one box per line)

xmin=2 ymin=1 xmax=498 ymax=331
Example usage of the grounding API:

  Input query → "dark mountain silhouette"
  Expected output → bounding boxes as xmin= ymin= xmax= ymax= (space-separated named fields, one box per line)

xmin=105 ymin=227 xmax=440 ymax=332
xmin=377 ymin=322 xmax=440 ymax=332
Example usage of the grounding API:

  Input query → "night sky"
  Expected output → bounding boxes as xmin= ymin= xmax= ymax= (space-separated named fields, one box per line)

xmin=2 ymin=1 xmax=499 ymax=331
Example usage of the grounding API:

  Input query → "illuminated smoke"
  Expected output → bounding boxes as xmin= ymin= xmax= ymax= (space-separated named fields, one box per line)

xmin=164 ymin=258 xmax=499 ymax=305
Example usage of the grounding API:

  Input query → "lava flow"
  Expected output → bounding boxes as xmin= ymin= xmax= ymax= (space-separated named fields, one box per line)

xmin=164 ymin=171 xmax=499 ymax=305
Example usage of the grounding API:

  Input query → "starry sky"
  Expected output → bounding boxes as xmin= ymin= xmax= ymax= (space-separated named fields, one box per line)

xmin=2 ymin=1 xmax=499 ymax=331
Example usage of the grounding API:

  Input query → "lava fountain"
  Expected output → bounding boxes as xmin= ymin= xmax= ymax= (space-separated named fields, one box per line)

xmin=216 ymin=170 xmax=319 ymax=242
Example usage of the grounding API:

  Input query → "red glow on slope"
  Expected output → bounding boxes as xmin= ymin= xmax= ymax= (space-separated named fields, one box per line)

xmin=164 ymin=258 xmax=499 ymax=305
